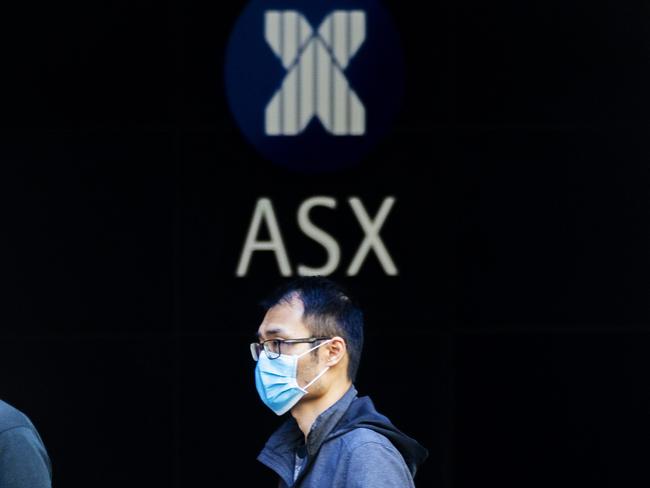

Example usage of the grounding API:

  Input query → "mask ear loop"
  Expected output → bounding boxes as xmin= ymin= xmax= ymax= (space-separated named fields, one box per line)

xmin=301 ymin=365 xmax=330 ymax=392
xmin=298 ymin=339 xmax=334 ymax=392
xmin=297 ymin=338 xmax=333 ymax=358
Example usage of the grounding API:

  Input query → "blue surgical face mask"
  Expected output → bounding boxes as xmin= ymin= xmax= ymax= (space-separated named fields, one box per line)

xmin=255 ymin=339 xmax=333 ymax=416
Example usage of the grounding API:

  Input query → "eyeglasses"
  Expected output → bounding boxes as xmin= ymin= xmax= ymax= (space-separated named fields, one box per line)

xmin=250 ymin=337 xmax=331 ymax=361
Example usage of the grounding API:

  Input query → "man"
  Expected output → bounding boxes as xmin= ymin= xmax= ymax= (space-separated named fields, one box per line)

xmin=251 ymin=277 xmax=428 ymax=487
xmin=0 ymin=400 xmax=52 ymax=488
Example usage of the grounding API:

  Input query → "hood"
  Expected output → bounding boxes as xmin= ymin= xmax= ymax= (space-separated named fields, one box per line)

xmin=325 ymin=395 xmax=429 ymax=477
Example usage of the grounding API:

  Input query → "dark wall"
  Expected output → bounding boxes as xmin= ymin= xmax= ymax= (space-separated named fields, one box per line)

xmin=0 ymin=0 xmax=648 ymax=487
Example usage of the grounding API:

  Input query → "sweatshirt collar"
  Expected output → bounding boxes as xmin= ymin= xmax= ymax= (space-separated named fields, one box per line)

xmin=257 ymin=385 xmax=358 ymax=483
xmin=304 ymin=384 xmax=357 ymax=456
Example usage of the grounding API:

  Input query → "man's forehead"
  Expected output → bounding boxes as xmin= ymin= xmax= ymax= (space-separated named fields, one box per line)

xmin=257 ymin=321 xmax=309 ymax=339
xmin=257 ymin=299 xmax=307 ymax=338
xmin=256 ymin=323 xmax=289 ymax=339
xmin=266 ymin=297 xmax=303 ymax=321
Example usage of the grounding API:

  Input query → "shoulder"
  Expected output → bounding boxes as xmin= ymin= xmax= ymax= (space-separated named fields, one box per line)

xmin=0 ymin=402 xmax=51 ymax=480
xmin=338 ymin=427 xmax=401 ymax=456
xmin=331 ymin=428 xmax=414 ymax=486
xmin=0 ymin=400 xmax=45 ymax=452
xmin=0 ymin=400 xmax=34 ymax=434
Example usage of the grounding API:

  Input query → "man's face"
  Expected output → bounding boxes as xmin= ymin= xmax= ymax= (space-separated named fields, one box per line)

xmin=256 ymin=297 xmax=326 ymax=392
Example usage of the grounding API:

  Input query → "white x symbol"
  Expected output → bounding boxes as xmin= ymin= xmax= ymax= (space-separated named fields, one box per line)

xmin=265 ymin=10 xmax=366 ymax=136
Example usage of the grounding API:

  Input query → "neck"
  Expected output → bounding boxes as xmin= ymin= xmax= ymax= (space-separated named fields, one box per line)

xmin=291 ymin=379 xmax=352 ymax=441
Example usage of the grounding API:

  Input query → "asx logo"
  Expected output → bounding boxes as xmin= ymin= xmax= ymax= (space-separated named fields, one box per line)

xmin=236 ymin=196 xmax=398 ymax=277
xmin=264 ymin=10 xmax=367 ymax=137
xmin=225 ymin=0 xmax=405 ymax=172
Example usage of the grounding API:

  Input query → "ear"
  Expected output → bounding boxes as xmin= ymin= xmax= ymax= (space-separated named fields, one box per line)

xmin=323 ymin=336 xmax=347 ymax=366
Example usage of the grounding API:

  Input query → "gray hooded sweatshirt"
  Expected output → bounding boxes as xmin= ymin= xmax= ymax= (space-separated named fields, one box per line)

xmin=257 ymin=385 xmax=428 ymax=487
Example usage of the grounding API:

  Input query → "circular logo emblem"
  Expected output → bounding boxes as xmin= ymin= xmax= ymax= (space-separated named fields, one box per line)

xmin=225 ymin=0 xmax=405 ymax=172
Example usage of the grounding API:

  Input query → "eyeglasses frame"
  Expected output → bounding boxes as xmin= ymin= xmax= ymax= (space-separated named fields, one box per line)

xmin=250 ymin=336 xmax=332 ymax=361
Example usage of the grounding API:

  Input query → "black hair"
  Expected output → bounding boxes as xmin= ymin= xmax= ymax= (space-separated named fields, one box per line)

xmin=260 ymin=276 xmax=364 ymax=382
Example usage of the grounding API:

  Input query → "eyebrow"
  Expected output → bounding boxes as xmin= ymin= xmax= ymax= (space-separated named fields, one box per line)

xmin=256 ymin=327 xmax=287 ymax=340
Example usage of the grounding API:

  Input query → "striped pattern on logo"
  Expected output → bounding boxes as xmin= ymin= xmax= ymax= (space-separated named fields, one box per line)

xmin=264 ymin=10 xmax=366 ymax=136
